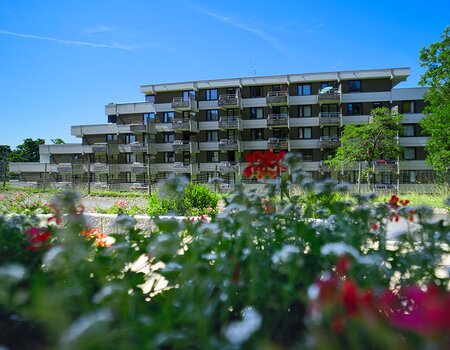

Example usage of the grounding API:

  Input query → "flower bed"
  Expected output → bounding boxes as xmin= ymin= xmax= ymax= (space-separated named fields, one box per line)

xmin=0 ymin=153 xmax=449 ymax=349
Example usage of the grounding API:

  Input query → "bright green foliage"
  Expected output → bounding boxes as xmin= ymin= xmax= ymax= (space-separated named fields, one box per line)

xmin=182 ymin=182 xmax=219 ymax=216
xmin=0 ymin=192 xmax=52 ymax=215
xmin=326 ymin=107 xmax=403 ymax=186
xmin=8 ymin=138 xmax=45 ymax=162
xmin=419 ymin=27 xmax=450 ymax=182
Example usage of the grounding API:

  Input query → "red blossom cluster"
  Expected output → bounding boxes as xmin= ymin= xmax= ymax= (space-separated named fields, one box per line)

xmin=81 ymin=227 xmax=111 ymax=247
xmin=310 ymin=256 xmax=450 ymax=340
xmin=385 ymin=195 xmax=415 ymax=222
xmin=24 ymin=227 xmax=51 ymax=251
xmin=243 ymin=150 xmax=286 ymax=179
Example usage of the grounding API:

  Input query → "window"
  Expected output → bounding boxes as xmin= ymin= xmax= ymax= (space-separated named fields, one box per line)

xmin=106 ymin=134 xmax=118 ymax=142
xmin=143 ymin=113 xmax=155 ymax=122
xmin=321 ymin=82 xmax=336 ymax=89
xmin=402 ymin=101 xmax=415 ymax=114
xmin=272 ymin=84 xmax=282 ymax=92
xmin=297 ymin=149 xmax=313 ymax=161
xmin=321 ymin=104 xmax=338 ymax=113
xmin=72 ymin=154 xmax=80 ymax=160
xmin=250 ymin=129 xmax=265 ymax=141
xmin=250 ymin=107 xmax=264 ymax=119
xmin=348 ymin=103 xmax=363 ymax=116
xmin=322 ymin=126 xmax=339 ymax=140
xmin=205 ymin=89 xmax=218 ymax=101
xmin=125 ymin=134 xmax=136 ymax=144
xmin=298 ymin=105 xmax=312 ymax=117
xmin=298 ymin=127 xmax=312 ymax=139
xmin=348 ymin=80 xmax=361 ymax=92
xmin=403 ymin=124 xmax=415 ymax=137
xmin=402 ymin=170 xmax=417 ymax=184
xmin=207 ymin=130 xmax=219 ymax=142
xmin=125 ymin=153 xmax=136 ymax=164
xmin=273 ymin=129 xmax=288 ymax=139
xmin=272 ymin=106 xmax=288 ymax=115
xmin=145 ymin=95 xmax=155 ymax=103
xmin=163 ymin=133 xmax=175 ymax=143
xmin=164 ymin=152 xmax=174 ymax=163
xmin=207 ymin=151 xmax=219 ymax=162
xmin=373 ymin=102 xmax=384 ymax=109
xmin=250 ymin=86 xmax=263 ymax=97
xmin=206 ymin=109 xmax=219 ymax=121
xmin=403 ymin=148 xmax=416 ymax=160
xmin=125 ymin=172 xmax=132 ymax=183
xmin=226 ymin=87 xmax=237 ymax=95
xmin=163 ymin=112 xmax=174 ymax=123
xmin=183 ymin=90 xmax=195 ymax=101
xmin=298 ymin=84 xmax=311 ymax=96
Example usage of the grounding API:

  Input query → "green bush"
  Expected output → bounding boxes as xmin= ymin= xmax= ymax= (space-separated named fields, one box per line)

xmin=182 ymin=182 xmax=219 ymax=216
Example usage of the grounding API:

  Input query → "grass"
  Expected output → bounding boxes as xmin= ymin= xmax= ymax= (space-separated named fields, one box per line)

xmin=376 ymin=193 xmax=449 ymax=209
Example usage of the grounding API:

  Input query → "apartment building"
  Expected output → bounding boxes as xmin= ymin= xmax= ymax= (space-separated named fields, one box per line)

xmin=9 ymin=67 xmax=434 ymax=191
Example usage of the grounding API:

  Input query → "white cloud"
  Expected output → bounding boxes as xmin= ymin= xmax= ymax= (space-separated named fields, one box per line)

xmin=0 ymin=29 xmax=135 ymax=50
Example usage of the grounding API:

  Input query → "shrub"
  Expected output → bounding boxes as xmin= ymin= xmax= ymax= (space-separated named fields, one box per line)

xmin=182 ymin=182 xmax=219 ymax=216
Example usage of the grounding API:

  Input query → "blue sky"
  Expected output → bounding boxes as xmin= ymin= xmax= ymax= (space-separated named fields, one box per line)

xmin=0 ymin=0 xmax=448 ymax=148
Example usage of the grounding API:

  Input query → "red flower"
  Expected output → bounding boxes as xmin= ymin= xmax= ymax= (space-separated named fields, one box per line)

xmin=81 ymin=227 xmax=111 ymax=247
xmin=25 ymin=227 xmax=51 ymax=251
xmin=335 ymin=255 xmax=350 ymax=276
xmin=385 ymin=195 xmax=414 ymax=222
xmin=243 ymin=150 xmax=286 ymax=179
xmin=342 ymin=279 xmax=359 ymax=316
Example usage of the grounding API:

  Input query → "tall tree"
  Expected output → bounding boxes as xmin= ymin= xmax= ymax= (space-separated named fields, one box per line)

xmin=0 ymin=145 xmax=11 ymax=160
xmin=325 ymin=107 xmax=403 ymax=187
xmin=8 ymin=138 xmax=45 ymax=162
xmin=419 ymin=27 xmax=450 ymax=182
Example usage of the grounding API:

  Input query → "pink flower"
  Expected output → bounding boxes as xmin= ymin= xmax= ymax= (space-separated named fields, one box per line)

xmin=25 ymin=227 xmax=51 ymax=251
xmin=116 ymin=199 xmax=129 ymax=208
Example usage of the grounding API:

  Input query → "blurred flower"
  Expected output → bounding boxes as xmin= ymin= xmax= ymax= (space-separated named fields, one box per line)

xmin=24 ymin=227 xmax=51 ymax=251
xmin=81 ymin=227 xmax=111 ymax=248
xmin=243 ymin=150 xmax=286 ymax=179
xmin=116 ymin=199 xmax=129 ymax=208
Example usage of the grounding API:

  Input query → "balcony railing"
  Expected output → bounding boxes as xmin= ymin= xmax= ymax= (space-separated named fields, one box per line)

xmin=92 ymin=143 xmax=108 ymax=153
xmin=172 ymin=140 xmax=191 ymax=152
xmin=131 ymin=162 xmax=148 ymax=173
xmin=267 ymin=137 xmax=289 ymax=150
xmin=218 ymin=161 xmax=239 ymax=173
xmin=266 ymin=91 xmax=289 ymax=106
xmin=373 ymin=160 xmax=398 ymax=171
xmin=218 ymin=139 xmax=241 ymax=152
xmin=218 ymin=115 xmax=242 ymax=130
xmin=91 ymin=163 xmax=109 ymax=173
xmin=173 ymin=162 xmax=191 ymax=173
xmin=57 ymin=163 xmax=72 ymax=173
xmin=267 ymin=114 xmax=289 ymax=127
xmin=130 ymin=123 xmax=147 ymax=133
xmin=317 ymin=87 xmax=342 ymax=104
xmin=172 ymin=118 xmax=198 ymax=132
xmin=317 ymin=136 xmax=341 ymax=148
xmin=171 ymin=95 xmax=197 ymax=111
xmin=218 ymin=92 xmax=241 ymax=109
xmin=318 ymin=112 xmax=342 ymax=126
xmin=129 ymin=142 xmax=147 ymax=153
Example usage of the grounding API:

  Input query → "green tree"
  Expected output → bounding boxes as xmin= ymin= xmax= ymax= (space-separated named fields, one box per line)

xmin=51 ymin=138 xmax=65 ymax=144
xmin=325 ymin=107 xmax=403 ymax=187
xmin=419 ymin=26 xmax=450 ymax=182
xmin=8 ymin=138 xmax=45 ymax=162
xmin=0 ymin=145 xmax=11 ymax=160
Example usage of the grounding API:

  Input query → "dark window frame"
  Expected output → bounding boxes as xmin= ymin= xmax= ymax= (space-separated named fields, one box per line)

xmin=348 ymin=80 xmax=361 ymax=92
xmin=250 ymin=86 xmax=263 ymax=98
xmin=205 ymin=89 xmax=218 ymax=101
xmin=298 ymin=84 xmax=311 ymax=96
xmin=298 ymin=127 xmax=312 ymax=139
xmin=250 ymin=107 xmax=264 ymax=119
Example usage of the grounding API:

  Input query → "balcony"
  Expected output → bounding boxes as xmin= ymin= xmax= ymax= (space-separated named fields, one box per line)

xmin=172 ymin=118 xmax=198 ymax=132
xmin=219 ymin=139 xmax=241 ymax=152
xmin=91 ymin=163 xmax=109 ymax=173
xmin=317 ymin=87 xmax=341 ymax=105
xmin=129 ymin=142 xmax=147 ymax=153
xmin=130 ymin=123 xmax=156 ymax=135
xmin=218 ymin=161 xmax=239 ymax=174
xmin=131 ymin=162 xmax=148 ymax=174
xmin=218 ymin=92 xmax=241 ymax=109
xmin=318 ymin=112 xmax=342 ymax=126
xmin=173 ymin=162 xmax=199 ymax=175
xmin=171 ymin=95 xmax=198 ymax=112
xmin=317 ymin=137 xmax=341 ymax=149
xmin=92 ymin=143 xmax=108 ymax=153
xmin=267 ymin=138 xmax=289 ymax=150
xmin=373 ymin=160 xmax=398 ymax=172
xmin=267 ymin=114 xmax=289 ymax=128
xmin=57 ymin=163 xmax=72 ymax=173
xmin=218 ymin=115 xmax=242 ymax=130
xmin=266 ymin=91 xmax=289 ymax=106
xmin=172 ymin=140 xmax=198 ymax=153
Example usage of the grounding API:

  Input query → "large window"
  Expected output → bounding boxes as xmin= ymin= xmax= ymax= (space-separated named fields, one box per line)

xmin=125 ymin=134 xmax=136 ymax=144
xmin=402 ymin=101 xmax=415 ymax=114
xmin=125 ymin=153 xmax=136 ymax=164
xmin=298 ymin=127 xmax=312 ymax=139
xmin=205 ymin=89 xmax=218 ymax=101
xmin=250 ymin=86 xmax=263 ymax=97
xmin=403 ymin=148 xmax=416 ymax=160
xmin=348 ymin=80 xmax=361 ymax=92
xmin=145 ymin=95 xmax=155 ymax=103
xmin=298 ymin=84 xmax=311 ymax=96
xmin=106 ymin=134 xmax=118 ymax=142
xmin=164 ymin=152 xmax=174 ymax=163
xmin=321 ymin=104 xmax=338 ymax=113
xmin=207 ymin=151 xmax=219 ymax=162
xmin=163 ymin=133 xmax=175 ymax=143
xmin=250 ymin=107 xmax=264 ymax=119
xmin=182 ymin=90 xmax=195 ymax=101
xmin=322 ymin=126 xmax=339 ymax=140
xmin=298 ymin=105 xmax=312 ymax=117
xmin=403 ymin=124 xmax=415 ymax=137
xmin=347 ymin=103 xmax=363 ymax=116
xmin=207 ymin=130 xmax=219 ymax=142
xmin=163 ymin=112 xmax=174 ymax=123
xmin=250 ymin=129 xmax=265 ymax=141
xmin=206 ymin=109 xmax=219 ymax=121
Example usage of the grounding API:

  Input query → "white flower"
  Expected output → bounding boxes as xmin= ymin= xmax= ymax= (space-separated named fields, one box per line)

xmin=224 ymin=307 xmax=262 ymax=345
